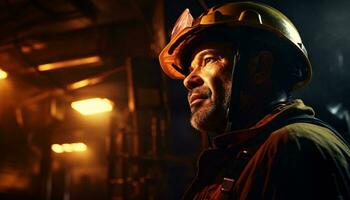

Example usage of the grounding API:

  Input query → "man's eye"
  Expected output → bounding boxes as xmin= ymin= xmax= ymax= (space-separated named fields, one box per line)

xmin=203 ymin=57 xmax=218 ymax=65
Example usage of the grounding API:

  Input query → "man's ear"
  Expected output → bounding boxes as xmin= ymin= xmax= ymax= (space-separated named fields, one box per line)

xmin=253 ymin=50 xmax=274 ymax=84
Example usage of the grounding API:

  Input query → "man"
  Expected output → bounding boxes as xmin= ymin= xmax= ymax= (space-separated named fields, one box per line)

xmin=159 ymin=2 xmax=350 ymax=200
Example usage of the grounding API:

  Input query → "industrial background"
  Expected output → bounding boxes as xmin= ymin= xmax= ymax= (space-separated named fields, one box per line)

xmin=0 ymin=0 xmax=349 ymax=200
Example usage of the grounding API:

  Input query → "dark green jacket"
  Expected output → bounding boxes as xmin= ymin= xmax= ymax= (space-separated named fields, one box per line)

xmin=183 ymin=100 xmax=350 ymax=200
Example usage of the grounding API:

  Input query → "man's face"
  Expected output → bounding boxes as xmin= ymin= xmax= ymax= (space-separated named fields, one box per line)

xmin=183 ymin=42 xmax=236 ymax=133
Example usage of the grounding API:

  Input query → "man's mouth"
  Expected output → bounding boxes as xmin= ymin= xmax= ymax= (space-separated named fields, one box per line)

xmin=189 ymin=93 xmax=208 ymax=106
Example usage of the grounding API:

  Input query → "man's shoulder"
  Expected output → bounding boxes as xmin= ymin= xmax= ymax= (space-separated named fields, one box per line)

xmin=262 ymin=122 xmax=350 ymax=159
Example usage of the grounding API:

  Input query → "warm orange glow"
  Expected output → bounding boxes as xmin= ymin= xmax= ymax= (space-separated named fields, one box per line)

xmin=32 ymin=41 xmax=46 ymax=50
xmin=51 ymin=143 xmax=87 ymax=153
xmin=0 ymin=69 xmax=8 ymax=79
xmin=72 ymin=143 xmax=87 ymax=152
xmin=0 ymin=170 xmax=30 ymax=190
xmin=51 ymin=144 xmax=64 ymax=153
xmin=38 ymin=56 xmax=102 ymax=71
xmin=71 ymin=98 xmax=113 ymax=115
xmin=68 ymin=80 xmax=90 ymax=90
xmin=62 ymin=144 xmax=74 ymax=152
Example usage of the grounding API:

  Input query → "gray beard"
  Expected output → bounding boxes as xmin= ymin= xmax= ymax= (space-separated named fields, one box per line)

xmin=190 ymin=103 xmax=225 ymax=133
xmin=189 ymin=84 xmax=231 ymax=133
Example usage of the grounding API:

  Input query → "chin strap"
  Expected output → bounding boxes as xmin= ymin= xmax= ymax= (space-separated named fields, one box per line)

xmin=206 ymin=50 xmax=247 ymax=148
xmin=226 ymin=50 xmax=248 ymax=131
xmin=204 ymin=48 xmax=248 ymax=147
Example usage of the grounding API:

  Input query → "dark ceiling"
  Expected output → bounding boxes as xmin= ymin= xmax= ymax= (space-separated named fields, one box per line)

xmin=0 ymin=0 xmax=166 ymax=129
xmin=0 ymin=1 xmax=168 ymax=198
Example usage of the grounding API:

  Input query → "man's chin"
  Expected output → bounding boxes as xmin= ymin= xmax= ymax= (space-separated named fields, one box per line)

xmin=190 ymin=106 xmax=226 ymax=133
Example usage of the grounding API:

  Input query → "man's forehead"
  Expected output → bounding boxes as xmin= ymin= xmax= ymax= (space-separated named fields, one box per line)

xmin=191 ymin=42 xmax=235 ymax=60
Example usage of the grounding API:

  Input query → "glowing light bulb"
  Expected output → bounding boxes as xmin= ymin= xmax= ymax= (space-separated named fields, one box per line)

xmin=71 ymin=98 xmax=113 ymax=115
xmin=51 ymin=144 xmax=64 ymax=153
xmin=0 ymin=69 xmax=8 ymax=79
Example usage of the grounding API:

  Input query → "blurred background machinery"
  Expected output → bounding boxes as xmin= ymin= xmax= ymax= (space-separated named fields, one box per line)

xmin=0 ymin=0 xmax=349 ymax=200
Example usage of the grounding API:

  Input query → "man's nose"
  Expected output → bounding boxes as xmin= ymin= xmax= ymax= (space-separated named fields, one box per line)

xmin=183 ymin=70 xmax=204 ymax=90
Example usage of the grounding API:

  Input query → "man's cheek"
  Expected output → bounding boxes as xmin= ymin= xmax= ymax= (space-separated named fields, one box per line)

xmin=203 ymin=63 xmax=225 ymax=78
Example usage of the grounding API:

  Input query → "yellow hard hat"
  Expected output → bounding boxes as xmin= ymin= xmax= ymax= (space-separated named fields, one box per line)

xmin=159 ymin=1 xmax=312 ymax=90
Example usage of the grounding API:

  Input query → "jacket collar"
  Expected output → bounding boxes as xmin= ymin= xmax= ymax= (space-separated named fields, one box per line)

xmin=212 ymin=99 xmax=314 ymax=148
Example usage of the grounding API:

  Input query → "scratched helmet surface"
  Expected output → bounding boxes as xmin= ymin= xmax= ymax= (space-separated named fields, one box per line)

xmin=159 ymin=1 xmax=312 ymax=90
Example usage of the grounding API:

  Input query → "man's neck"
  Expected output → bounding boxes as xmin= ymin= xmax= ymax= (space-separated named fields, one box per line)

xmin=230 ymin=91 xmax=289 ymax=131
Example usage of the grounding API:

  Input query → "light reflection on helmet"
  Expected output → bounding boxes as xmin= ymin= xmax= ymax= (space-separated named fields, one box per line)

xmin=159 ymin=1 xmax=312 ymax=91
